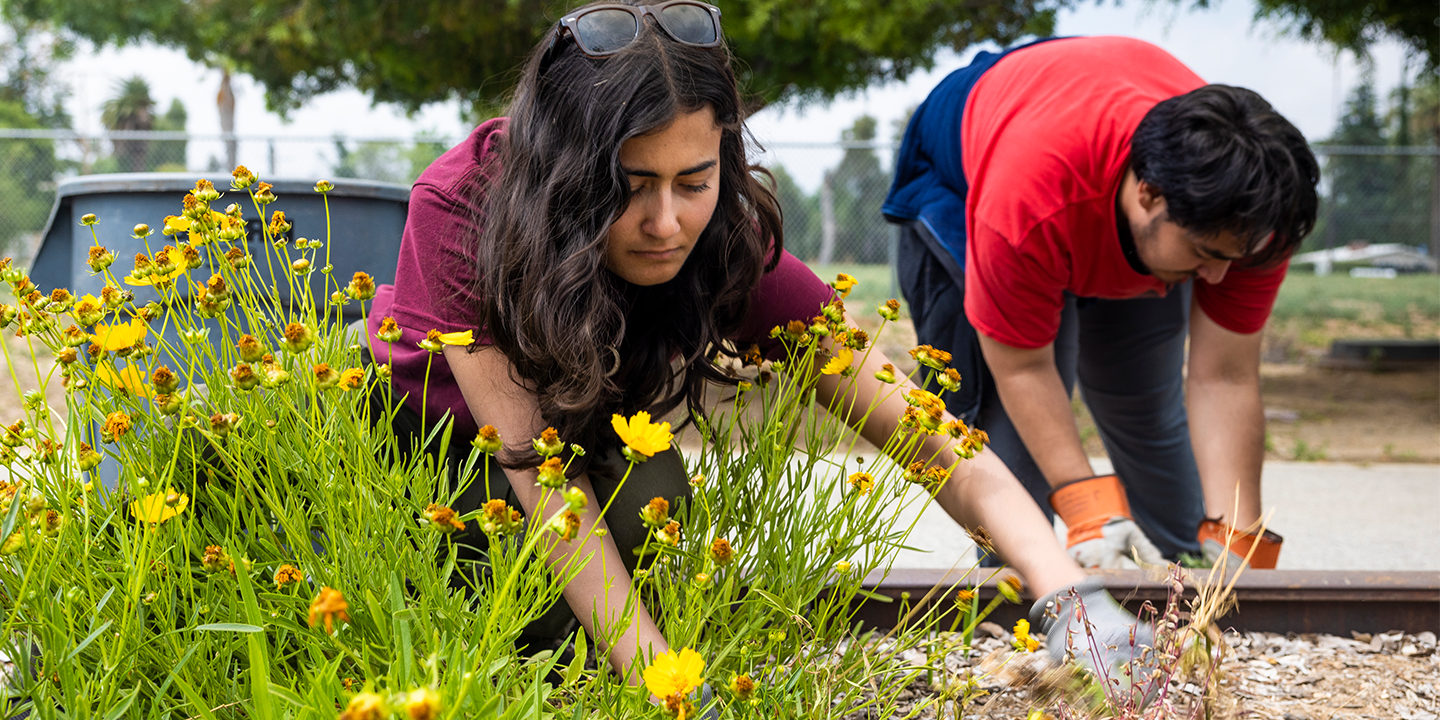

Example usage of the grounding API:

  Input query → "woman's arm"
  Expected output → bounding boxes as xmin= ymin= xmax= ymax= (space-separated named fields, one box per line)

xmin=812 ymin=320 xmax=1086 ymax=597
xmin=444 ymin=345 xmax=667 ymax=682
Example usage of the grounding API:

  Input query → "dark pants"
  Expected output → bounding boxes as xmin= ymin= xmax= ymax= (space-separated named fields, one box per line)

xmin=897 ymin=223 xmax=1204 ymax=559
xmin=370 ymin=387 xmax=692 ymax=638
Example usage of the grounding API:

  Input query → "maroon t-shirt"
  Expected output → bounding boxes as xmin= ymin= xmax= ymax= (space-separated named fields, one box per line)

xmin=368 ymin=118 xmax=833 ymax=435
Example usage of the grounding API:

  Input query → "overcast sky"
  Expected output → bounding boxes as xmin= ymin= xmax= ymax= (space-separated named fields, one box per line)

xmin=56 ymin=0 xmax=1412 ymax=185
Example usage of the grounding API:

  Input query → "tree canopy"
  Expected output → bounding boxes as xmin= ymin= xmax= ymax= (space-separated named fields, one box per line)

xmin=5 ymin=0 xmax=1067 ymax=116
xmin=1193 ymin=0 xmax=1436 ymax=70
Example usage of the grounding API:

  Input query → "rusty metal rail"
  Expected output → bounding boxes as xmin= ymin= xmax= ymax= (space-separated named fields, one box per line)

xmin=856 ymin=569 xmax=1440 ymax=635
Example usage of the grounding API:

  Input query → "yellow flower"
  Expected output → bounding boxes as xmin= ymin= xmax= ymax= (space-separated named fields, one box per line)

xmin=401 ymin=687 xmax=441 ymax=720
xmin=820 ymin=347 xmax=853 ymax=376
xmin=438 ymin=329 xmax=472 ymax=345
xmin=308 ymin=586 xmax=350 ymax=633
xmin=338 ymin=691 xmax=386 ymax=720
xmin=131 ymin=489 xmax=189 ymax=524
xmin=338 ymin=367 xmax=365 ymax=392
xmin=1012 ymin=618 xmax=1040 ymax=653
xmin=643 ymin=647 xmax=705 ymax=700
xmin=832 ymin=272 xmax=857 ymax=298
xmin=909 ymin=344 xmax=953 ymax=371
xmin=848 ymin=471 xmax=875 ymax=495
xmin=472 ymin=425 xmax=503 ymax=454
xmin=91 ymin=317 xmax=147 ymax=352
xmin=95 ymin=362 xmax=151 ymax=397
xmin=124 ymin=246 xmax=187 ymax=286
xmin=611 ymin=411 xmax=673 ymax=459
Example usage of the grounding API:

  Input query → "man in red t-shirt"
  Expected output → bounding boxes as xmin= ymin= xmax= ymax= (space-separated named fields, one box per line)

xmin=884 ymin=36 xmax=1318 ymax=570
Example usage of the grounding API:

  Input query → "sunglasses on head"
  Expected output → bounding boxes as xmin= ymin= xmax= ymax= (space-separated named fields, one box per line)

xmin=547 ymin=1 xmax=723 ymax=58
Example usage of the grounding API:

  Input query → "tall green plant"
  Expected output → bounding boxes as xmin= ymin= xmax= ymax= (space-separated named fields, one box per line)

xmin=0 ymin=175 xmax=1033 ymax=718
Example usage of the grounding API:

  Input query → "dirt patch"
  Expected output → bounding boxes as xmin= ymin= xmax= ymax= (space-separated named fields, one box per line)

xmin=863 ymin=630 xmax=1439 ymax=719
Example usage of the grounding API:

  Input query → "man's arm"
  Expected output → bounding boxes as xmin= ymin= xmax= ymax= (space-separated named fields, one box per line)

xmin=1186 ymin=298 xmax=1265 ymax=531
xmin=444 ymin=345 xmax=666 ymax=683
xmin=975 ymin=335 xmax=1091 ymax=486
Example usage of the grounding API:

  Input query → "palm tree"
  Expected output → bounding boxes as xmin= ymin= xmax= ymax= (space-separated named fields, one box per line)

xmin=100 ymin=75 xmax=155 ymax=172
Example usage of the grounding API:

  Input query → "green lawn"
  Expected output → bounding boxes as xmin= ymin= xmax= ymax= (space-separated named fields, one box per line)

xmin=1271 ymin=272 xmax=1440 ymax=326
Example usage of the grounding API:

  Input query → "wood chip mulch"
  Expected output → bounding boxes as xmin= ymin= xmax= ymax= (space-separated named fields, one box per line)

xmin=853 ymin=628 xmax=1438 ymax=719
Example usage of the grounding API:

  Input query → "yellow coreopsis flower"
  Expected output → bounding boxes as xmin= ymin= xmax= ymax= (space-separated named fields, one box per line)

xmin=95 ymin=362 xmax=152 ymax=398
xmin=643 ymin=647 xmax=705 ymax=700
xmin=124 ymin=247 xmax=188 ymax=286
xmin=832 ymin=272 xmax=857 ymax=298
xmin=848 ymin=471 xmax=875 ymax=495
xmin=131 ymin=489 xmax=190 ymax=524
xmin=1012 ymin=618 xmax=1040 ymax=653
xmin=820 ymin=347 xmax=853 ymax=375
xmin=611 ymin=411 xmax=673 ymax=459
xmin=91 ymin=317 xmax=147 ymax=352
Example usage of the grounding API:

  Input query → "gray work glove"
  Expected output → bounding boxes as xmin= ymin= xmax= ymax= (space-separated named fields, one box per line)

xmin=1030 ymin=576 xmax=1159 ymax=701
xmin=1067 ymin=518 xmax=1166 ymax=569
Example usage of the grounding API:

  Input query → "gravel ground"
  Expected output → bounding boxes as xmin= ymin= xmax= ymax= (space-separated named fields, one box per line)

xmin=863 ymin=628 xmax=1439 ymax=719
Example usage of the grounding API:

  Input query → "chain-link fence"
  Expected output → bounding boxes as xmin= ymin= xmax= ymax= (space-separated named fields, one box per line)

xmin=2 ymin=130 xmax=1436 ymax=274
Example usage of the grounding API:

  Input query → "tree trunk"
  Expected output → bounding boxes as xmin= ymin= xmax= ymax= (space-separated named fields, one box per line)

xmin=217 ymin=69 xmax=237 ymax=170
xmin=819 ymin=171 xmax=836 ymax=265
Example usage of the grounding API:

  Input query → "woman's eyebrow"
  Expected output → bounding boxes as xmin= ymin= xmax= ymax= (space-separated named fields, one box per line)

xmin=623 ymin=159 xmax=718 ymax=177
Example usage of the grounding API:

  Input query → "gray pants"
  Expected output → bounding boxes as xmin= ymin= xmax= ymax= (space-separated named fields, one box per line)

xmin=897 ymin=223 xmax=1203 ymax=559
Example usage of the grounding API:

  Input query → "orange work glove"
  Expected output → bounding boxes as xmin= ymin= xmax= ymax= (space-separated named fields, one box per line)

xmin=1197 ymin=518 xmax=1283 ymax=569
xmin=1049 ymin=474 xmax=1164 ymax=569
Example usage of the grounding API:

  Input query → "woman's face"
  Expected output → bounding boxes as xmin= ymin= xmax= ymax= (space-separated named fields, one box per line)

xmin=605 ymin=106 xmax=723 ymax=286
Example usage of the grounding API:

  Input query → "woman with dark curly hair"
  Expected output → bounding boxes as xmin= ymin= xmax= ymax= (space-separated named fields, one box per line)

xmin=367 ymin=0 xmax=1122 ymax=686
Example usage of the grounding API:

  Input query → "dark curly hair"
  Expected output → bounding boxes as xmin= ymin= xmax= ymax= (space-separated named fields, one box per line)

xmin=1130 ymin=84 xmax=1319 ymax=267
xmin=472 ymin=1 xmax=782 ymax=470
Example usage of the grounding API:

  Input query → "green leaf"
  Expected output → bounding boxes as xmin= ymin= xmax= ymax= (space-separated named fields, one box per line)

xmin=63 ymin=619 xmax=112 ymax=664
xmin=234 ymin=567 xmax=275 ymax=720
xmin=170 ymin=674 xmax=219 ymax=720
xmin=195 ymin=623 xmax=264 ymax=633
xmin=102 ymin=686 xmax=140 ymax=720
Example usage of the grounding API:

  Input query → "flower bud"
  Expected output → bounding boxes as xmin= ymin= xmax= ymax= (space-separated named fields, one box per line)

xmin=531 ymin=427 xmax=564 ymax=458
xmin=252 ymin=182 xmax=276 ymax=205
xmin=193 ymin=179 xmax=220 ymax=203
xmin=230 ymin=363 xmax=259 ymax=391
xmin=87 ymin=246 xmax=115 ymax=273
xmin=535 ymin=457 xmax=566 ymax=489
xmin=375 ymin=317 xmax=402 ymax=344
xmin=132 ymin=223 xmax=151 ymax=238
xmin=77 ymin=441 xmax=102 ymax=471
xmin=550 ymin=510 xmax=581 ymax=542
xmin=313 ymin=179 xmax=334 ymax=192
xmin=312 ymin=363 xmax=339 ymax=390
xmin=231 ymin=166 xmax=257 ymax=190
xmin=290 ymin=257 xmax=311 ymax=275
xmin=472 ymin=425 xmax=503 ymax=454
xmin=80 ymin=213 xmax=98 ymax=226
xmin=283 ymin=322 xmax=314 ymax=353
xmin=224 ymin=247 xmax=251 ymax=270
xmin=563 ymin=486 xmax=588 ymax=511
xmin=878 ymin=298 xmax=901 ymax=322
xmin=346 ymin=271 xmax=376 ymax=301
xmin=874 ymin=363 xmax=897 ymax=384
xmin=150 ymin=365 xmax=179 ymax=394
xmin=639 ymin=497 xmax=669 ymax=528
xmin=708 ymin=537 xmax=733 ymax=566
xmin=728 ymin=674 xmax=756 ymax=702
xmin=236 ymin=334 xmax=265 ymax=363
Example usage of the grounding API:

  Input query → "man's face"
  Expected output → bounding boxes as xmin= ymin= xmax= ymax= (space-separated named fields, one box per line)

xmin=1122 ymin=174 xmax=1256 ymax=285
xmin=1131 ymin=214 xmax=1247 ymax=285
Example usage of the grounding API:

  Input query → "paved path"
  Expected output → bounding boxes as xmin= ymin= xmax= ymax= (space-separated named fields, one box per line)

xmin=892 ymin=459 xmax=1440 ymax=572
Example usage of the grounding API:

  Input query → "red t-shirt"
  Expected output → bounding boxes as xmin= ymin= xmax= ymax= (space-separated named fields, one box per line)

xmin=368 ymin=118 xmax=833 ymax=435
xmin=960 ymin=36 xmax=1287 ymax=349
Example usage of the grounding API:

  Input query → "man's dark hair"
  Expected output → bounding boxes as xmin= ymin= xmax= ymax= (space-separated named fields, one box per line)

xmin=1130 ymin=84 xmax=1318 ymax=267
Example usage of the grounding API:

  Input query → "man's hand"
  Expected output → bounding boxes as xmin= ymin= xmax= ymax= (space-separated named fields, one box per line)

xmin=1198 ymin=518 xmax=1283 ymax=569
xmin=1068 ymin=517 xmax=1165 ymax=569
xmin=1050 ymin=474 xmax=1164 ymax=569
